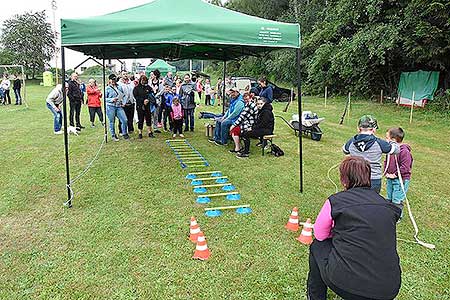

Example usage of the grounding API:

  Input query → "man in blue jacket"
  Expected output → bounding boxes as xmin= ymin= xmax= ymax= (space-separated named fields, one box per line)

xmin=209 ymin=87 xmax=245 ymax=145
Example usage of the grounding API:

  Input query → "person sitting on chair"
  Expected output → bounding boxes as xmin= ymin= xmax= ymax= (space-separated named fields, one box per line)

xmin=237 ymin=97 xmax=274 ymax=158
xmin=208 ymin=87 xmax=244 ymax=146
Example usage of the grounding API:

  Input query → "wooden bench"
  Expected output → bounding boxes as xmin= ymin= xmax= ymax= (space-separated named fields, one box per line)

xmin=262 ymin=135 xmax=277 ymax=156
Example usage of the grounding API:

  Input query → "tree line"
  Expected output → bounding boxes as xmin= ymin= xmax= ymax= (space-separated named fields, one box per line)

xmin=211 ymin=0 xmax=450 ymax=98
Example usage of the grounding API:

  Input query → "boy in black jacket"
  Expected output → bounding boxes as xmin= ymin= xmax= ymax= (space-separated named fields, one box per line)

xmin=237 ymin=97 xmax=274 ymax=158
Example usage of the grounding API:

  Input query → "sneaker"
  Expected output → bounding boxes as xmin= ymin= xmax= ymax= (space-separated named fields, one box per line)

xmin=236 ymin=152 xmax=249 ymax=159
xmin=119 ymin=133 xmax=124 ymax=136
xmin=54 ymin=130 xmax=63 ymax=135
xmin=91 ymin=123 xmax=95 ymax=128
xmin=229 ymin=149 xmax=241 ymax=153
xmin=184 ymin=127 xmax=189 ymax=132
xmin=123 ymin=134 xmax=130 ymax=140
xmin=190 ymin=128 xmax=194 ymax=132
xmin=148 ymin=133 xmax=155 ymax=138
xmin=138 ymin=133 xmax=143 ymax=139
xmin=79 ymin=125 xmax=85 ymax=129
xmin=180 ymin=134 xmax=184 ymax=138
xmin=154 ymin=129 xmax=161 ymax=133
xmin=157 ymin=123 xmax=163 ymax=128
xmin=208 ymin=138 xmax=216 ymax=143
xmin=214 ymin=141 xmax=224 ymax=146
xmin=172 ymin=134 xmax=176 ymax=138
xmin=112 ymin=135 xmax=120 ymax=142
xmin=76 ymin=127 xmax=81 ymax=131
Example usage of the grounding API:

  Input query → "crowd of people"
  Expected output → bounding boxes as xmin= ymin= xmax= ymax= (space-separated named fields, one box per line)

xmin=45 ymin=70 xmax=275 ymax=152
xmin=1 ymin=73 xmax=22 ymax=105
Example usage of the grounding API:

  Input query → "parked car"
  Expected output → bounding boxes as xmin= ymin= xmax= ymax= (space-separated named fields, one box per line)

xmin=231 ymin=76 xmax=294 ymax=102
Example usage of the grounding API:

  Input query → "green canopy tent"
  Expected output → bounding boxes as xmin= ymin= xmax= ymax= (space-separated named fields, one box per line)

xmin=60 ymin=0 xmax=302 ymax=207
xmin=146 ymin=59 xmax=176 ymax=77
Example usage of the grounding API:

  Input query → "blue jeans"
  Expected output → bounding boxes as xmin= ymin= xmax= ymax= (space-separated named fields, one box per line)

xmin=199 ymin=112 xmax=223 ymax=119
xmin=386 ymin=178 xmax=409 ymax=204
xmin=107 ymin=105 xmax=128 ymax=137
xmin=47 ymin=103 xmax=62 ymax=132
xmin=184 ymin=108 xmax=195 ymax=130
xmin=370 ymin=178 xmax=382 ymax=194
xmin=14 ymin=88 xmax=21 ymax=104
xmin=213 ymin=118 xmax=233 ymax=144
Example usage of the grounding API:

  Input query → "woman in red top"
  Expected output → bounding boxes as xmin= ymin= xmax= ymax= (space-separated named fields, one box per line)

xmin=86 ymin=78 xmax=104 ymax=127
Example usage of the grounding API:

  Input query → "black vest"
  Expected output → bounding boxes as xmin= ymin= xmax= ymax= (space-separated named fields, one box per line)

xmin=327 ymin=187 xmax=401 ymax=299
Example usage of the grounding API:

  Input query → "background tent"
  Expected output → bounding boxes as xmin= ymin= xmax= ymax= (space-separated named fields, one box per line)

xmin=397 ymin=70 xmax=439 ymax=107
xmin=146 ymin=59 xmax=176 ymax=77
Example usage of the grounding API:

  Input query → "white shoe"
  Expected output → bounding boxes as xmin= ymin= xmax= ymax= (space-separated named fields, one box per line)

xmin=172 ymin=134 xmax=176 ymax=138
xmin=180 ymin=134 xmax=185 ymax=138
xmin=54 ymin=130 xmax=63 ymax=135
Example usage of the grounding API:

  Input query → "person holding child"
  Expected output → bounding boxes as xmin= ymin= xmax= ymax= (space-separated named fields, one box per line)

xmin=342 ymin=115 xmax=399 ymax=193
xmin=170 ymin=97 xmax=184 ymax=138
xmin=307 ymin=156 xmax=401 ymax=300
xmin=384 ymin=127 xmax=413 ymax=217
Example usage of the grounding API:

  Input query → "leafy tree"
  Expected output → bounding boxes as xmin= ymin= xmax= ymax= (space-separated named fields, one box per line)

xmin=0 ymin=11 xmax=56 ymax=79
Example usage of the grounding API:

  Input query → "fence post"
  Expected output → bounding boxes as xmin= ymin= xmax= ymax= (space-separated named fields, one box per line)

xmin=325 ymin=86 xmax=328 ymax=107
xmin=409 ymin=91 xmax=415 ymax=124
xmin=380 ymin=89 xmax=383 ymax=104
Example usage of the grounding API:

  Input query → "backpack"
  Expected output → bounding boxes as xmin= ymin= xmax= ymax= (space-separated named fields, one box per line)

xmin=271 ymin=143 xmax=284 ymax=157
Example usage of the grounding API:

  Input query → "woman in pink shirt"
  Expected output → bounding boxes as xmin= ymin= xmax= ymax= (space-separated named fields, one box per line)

xmin=308 ymin=156 xmax=401 ymax=300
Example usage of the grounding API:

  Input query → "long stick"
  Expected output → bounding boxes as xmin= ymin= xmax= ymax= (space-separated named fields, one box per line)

xmin=166 ymin=139 xmax=187 ymax=142
xmin=194 ymin=183 xmax=231 ymax=188
xmin=188 ymin=171 xmax=221 ymax=175
xmin=339 ymin=93 xmax=351 ymax=125
xmin=195 ymin=176 xmax=227 ymax=181
xmin=347 ymin=92 xmax=351 ymax=120
xmin=409 ymin=91 xmax=415 ymax=124
xmin=199 ymin=192 xmax=238 ymax=198
xmin=61 ymin=47 xmax=72 ymax=208
xmin=205 ymin=204 xmax=250 ymax=211
xmin=380 ymin=89 xmax=383 ymax=104
xmin=324 ymin=86 xmax=327 ymax=107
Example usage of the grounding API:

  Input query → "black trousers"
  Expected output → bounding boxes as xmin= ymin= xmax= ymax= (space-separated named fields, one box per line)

xmin=241 ymin=129 xmax=272 ymax=154
xmin=308 ymin=240 xmax=389 ymax=300
xmin=163 ymin=106 xmax=172 ymax=130
xmin=4 ymin=90 xmax=11 ymax=104
xmin=69 ymin=101 xmax=82 ymax=127
xmin=137 ymin=103 xmax=152 ymax=130
xmin=88 ymin=107 xmax=104 ymax=123
xmin=172 ymin=119 xmax=183 ymax=134
xmin=205 ymin=94 xmax=211 ymax=106
xmin=119 ymin=103 xmax=135 ymax=133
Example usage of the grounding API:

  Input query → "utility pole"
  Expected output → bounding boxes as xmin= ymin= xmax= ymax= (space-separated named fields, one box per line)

xmin=51 ymin=0 xmax=59 ymax=84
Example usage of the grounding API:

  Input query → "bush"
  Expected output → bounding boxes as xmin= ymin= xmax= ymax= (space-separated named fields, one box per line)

xmin=428 ymin=89 xmax=450 ymax=114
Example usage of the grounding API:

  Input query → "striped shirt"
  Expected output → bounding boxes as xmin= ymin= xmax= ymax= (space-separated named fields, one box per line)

xmin=233 ymin=102 xmax=258 ymax=132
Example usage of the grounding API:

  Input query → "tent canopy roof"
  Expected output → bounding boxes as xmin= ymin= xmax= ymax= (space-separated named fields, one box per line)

xmin=61 ymin=0 xmax=301 ymax=60
xmin=146 ymin=59 xmax=176 ymax=71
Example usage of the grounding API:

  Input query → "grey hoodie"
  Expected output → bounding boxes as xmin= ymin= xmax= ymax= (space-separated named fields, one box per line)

xmin=343 ymin=133 xmax=399 ymax=179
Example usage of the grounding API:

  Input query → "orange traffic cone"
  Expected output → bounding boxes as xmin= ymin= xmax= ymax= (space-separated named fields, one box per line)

xmin=193 ymin=231 xmax=210 ymax=260
xmin=285 ymin=207 xmax=300 ymax=231
xmin=296 ymin=218 xmax=314 ymax=245
xmin=189 ymin=217 xmax=201 ymax=243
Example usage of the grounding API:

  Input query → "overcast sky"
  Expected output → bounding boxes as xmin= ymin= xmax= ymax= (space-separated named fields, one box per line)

xmin=0 ymin=0 xmax=164 ymax=70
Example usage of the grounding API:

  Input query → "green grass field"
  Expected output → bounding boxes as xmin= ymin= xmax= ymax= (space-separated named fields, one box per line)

xmin=0 ymin=84 xmax=449 ymax=299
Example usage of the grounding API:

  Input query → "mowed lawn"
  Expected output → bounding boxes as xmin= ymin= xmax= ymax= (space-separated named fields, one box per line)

xmin=0 ymin=84 xmax=449 ymax=300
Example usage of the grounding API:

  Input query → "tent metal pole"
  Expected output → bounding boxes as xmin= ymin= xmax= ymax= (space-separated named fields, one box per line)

xmin=102 ymin=59 xmax=108 ymax=143
xmin=61 ymin=47 xmax=72 ymax=207
xmin=296 ymin=48 xmax=303 ymax=193
xmin=222 ymin=60 xmax=226 ymax=114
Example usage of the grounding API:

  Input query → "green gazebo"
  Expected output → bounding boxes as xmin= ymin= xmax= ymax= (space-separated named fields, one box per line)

xmin=146 ymin=59 xmax=176 ymax=77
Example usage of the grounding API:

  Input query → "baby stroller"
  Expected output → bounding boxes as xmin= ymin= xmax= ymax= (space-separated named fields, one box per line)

xmin=277 ymin=111 xmax=324 ymax=141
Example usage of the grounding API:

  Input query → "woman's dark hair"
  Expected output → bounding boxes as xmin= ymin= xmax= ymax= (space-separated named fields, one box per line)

xmin=339 ymin=156 xmax=371 ymax=190
xmin=258 ymin=76 xmax=267 ymax=84
xmin=140 ymin=75 xmax=148 ymax=84
xmin=153 ymin=69 xmax=161 ymax=79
